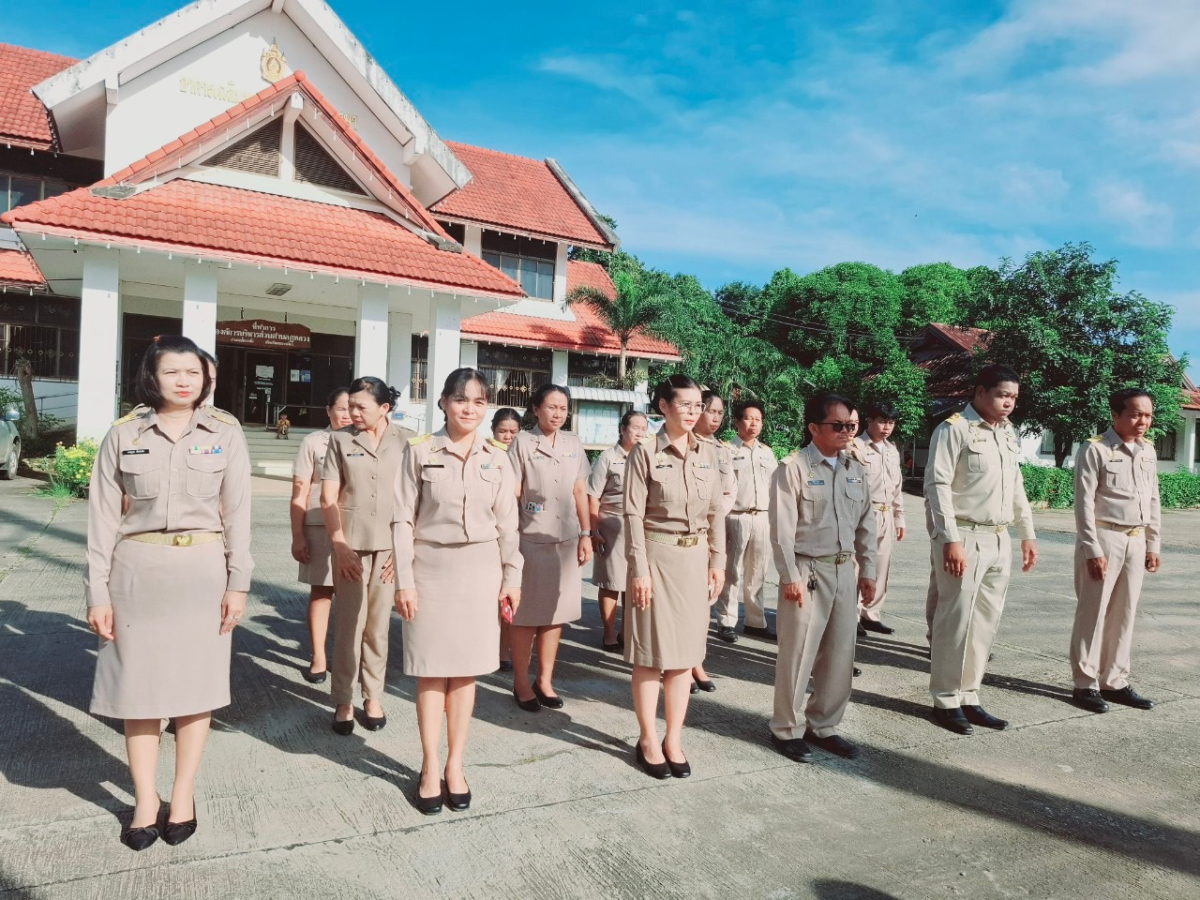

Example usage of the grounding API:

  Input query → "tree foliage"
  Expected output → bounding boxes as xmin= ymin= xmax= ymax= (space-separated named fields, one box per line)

xmin=566 ymin=267 xmax=671 ymax=384
xmin=898 ymin=263 xmax=972 ymax=333
xmin=982 ymin=242 xmax=1185 ymax=466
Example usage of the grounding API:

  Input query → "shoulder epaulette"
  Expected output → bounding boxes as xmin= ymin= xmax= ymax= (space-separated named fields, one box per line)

xmin=1087 ymin=435 xmax=1103 ymax=443
xmin=208 ymin=408 xmax=239 ymax=426
xmin=946 ymin=412 xmax=963 ymax=424
xmin=408 ymin=433 xmax=433 ymax=446
xmin=782 ymin=450 xmax=799 ymax=463
xmin=111 ymin=405 xmax=150 ymax=426
xmin=487 ymin=437 xmax=507 ymax=450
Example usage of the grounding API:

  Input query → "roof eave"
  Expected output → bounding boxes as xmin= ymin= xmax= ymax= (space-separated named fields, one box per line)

xmin=545 ymin=158 xmax=618 ymax=251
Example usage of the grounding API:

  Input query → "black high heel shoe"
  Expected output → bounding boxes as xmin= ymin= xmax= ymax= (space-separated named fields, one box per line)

xmin=635 ymin=743 xmax=671 ymax=780
xmin=662 ymin=741 xmax=691 ymax=779
xmin=531 ymin=683 xmax=564 ymax=710
xmin=513 ymin=690 xmax=540 ymax=713
xmin=121 ymin=798 xmax=164 ymax=851
xmin=162 ymin=802 xmax=198 ymax=847
xmin=445 ymin=772 xmax=472 ymax=812
xmin=332 ymin=710 xmax=355 ymax=735
xmin=416 ymin=781 xmax=444 ymax=816
xmin=302 ymin=666 xmax=328 ymax=684
xmin=361 ymin=707 xmax=387 ymax=732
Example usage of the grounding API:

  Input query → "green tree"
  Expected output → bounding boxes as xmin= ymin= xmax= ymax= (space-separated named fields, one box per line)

xmin=567 ymin=268 xmax=671 ymax=385
xmin=982 ymin=242 xmax=1185 ymax=466
xmin=898 ymin=262 xmax=972 ymax=333
xmin=568 ymin=214 xmax=620 ymax=265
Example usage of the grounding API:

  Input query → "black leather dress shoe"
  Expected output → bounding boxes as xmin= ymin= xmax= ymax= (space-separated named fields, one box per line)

xmin=416 ymin=786 xmax=444 ymax=816
xmin=804 ymin=729 xmax=862 ymax=759
xmin=715 ymin=625 xmax=738 ymax=643
xmin=689 ymin=681 xmax=700 ymax=695
xmin=361 ymin=710 xmax=387 ymax=732
xmin=602 ymin=638 xmax=624 ymax=653
xmin=933 ymin=707 xmax=974 ymax=735
xmin=742 ymin=625 xmax=776 ymax=641
xmin=662 ymin=742 xmax=691 ymax=778
xmin=635 ymin=743 xmax=672 ymax=779
xmin=122 ymin=823 xmax=160 ymax=851
xmin=162 ymin=808 xmax=198 ymax=847
xmin=513 ymin=691 xmax=540 ymax=713
xmin=302 ymin=667 xmax=328 ymax=684
xmin=859 ymin=618 xmax=895 ymax=635
xmin=332 ymin=714 xmax=355 ymax=736
xmin=961 ymin=704 xmax=1008 ymax=730
xmin=446 ymin=783 xmax=472 ymax=812
xmin=1101 ymin=686 xmax=1154 ymax=709
xmin=770 ymin=734 xmax=814 ymax=763
xmin=532 ymin=684 xmax=564 ymax=709
xmin=693 ymin=677 xmax=716 ymax=693
xmin=853 ymin=666 xmax=862 ymax=677
xmin=857 ymin=622 xmax=867 ymax=639
xmin=1072 ymin=688 xmax=1110 ymax=713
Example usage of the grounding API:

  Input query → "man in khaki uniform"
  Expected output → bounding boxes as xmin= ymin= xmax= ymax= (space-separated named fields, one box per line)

xmin=925 ymin=365 xmax=1037 ymax=735
xmin=769 ymin=393 xmax=876 ymax=762
xmin=853 ymin=401 xmax=906 ymax=635
xmin=1069 ymin=388 xmax=1161 ymax=713
xmin=695 ymin=390 xmax=738 ymax=643
xmin=716 ymin=400 xmax=779 ymax=640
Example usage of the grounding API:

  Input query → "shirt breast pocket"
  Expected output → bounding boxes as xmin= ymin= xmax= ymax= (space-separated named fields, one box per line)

xmin=421 ymin=466 xmax=452 ymax=501
xmin=965 ymin=443 xmax=988 ymax=473
xmin=692 ymin=467 xmax=714 ymax=500
xmin=649 ymin=464 xmax=683 ymax=503
xmin=185 ymin=455 xmax=227 ymax=498
xmin=1104 ymin=462 xmax=1133 ymax=493
xmin=121 ymin=455 xmax=164 ymax=500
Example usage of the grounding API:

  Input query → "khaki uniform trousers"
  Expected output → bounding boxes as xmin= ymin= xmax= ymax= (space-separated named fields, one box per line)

xmin=929 ymin=530 xmax=1011 ymax=709
xmin=924 ymin=565 xmax=938 ymax=645
xmin=1070 ymin=529 xmax=1145 ymax=691
xmin=858 ymin=509 xmax=895 ymax=622
xmin=331 ymin=550 xmax=393 ymax=706
xmin=771 ymin=555 xmax=858 ymax=740
xmin=715 ymin=511 xmax=771 ymax=629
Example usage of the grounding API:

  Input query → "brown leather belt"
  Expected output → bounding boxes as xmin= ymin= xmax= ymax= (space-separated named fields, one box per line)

xmin=733 ymin=509 xmax=766 ymax=515
xmin=954 ymin=518 xmax=1008 ymax=534
xmin=1098 ymin=521 xmax=1144 ymax=537
xmin=126 ymin=532 xmax=223 ymax=547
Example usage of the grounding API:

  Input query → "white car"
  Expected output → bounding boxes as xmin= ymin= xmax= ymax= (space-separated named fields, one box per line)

xmin=0 ymin=408 xmax=20 ymax=480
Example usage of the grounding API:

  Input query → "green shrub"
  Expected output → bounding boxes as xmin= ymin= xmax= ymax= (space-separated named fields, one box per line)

xmin=1019 ymin=464 xmax=1075 ymax=508
xmin=1159 ymin=469 xmax=1200 ymax=510
xmin=50 ymin=439 xmax=98 ymax=498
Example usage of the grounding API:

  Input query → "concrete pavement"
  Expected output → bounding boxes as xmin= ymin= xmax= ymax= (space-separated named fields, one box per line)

xmin=0 ymin=475 xmax=1197 ymax=900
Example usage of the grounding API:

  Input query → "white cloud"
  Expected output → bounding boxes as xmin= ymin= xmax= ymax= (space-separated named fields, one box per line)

xmin=1093 ymin=181 xmax=1174 ymax=247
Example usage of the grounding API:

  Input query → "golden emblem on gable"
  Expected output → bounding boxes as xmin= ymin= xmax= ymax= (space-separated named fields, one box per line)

xmin=261 ymin=42 xmax=286 ymax=84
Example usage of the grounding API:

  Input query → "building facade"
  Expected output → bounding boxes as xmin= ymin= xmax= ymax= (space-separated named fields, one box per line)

xmin=0 ymin=0 xmax=677 ymax=447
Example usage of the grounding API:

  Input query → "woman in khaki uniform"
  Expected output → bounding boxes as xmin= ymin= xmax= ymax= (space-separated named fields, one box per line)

xmin=394 ymin=369 xmax=523 ymax=814
xmin=509 ymin=385 xmax=592 ymax=711
xmin=321 ymin=377 xmax=415 ymax=735
xmin=290 ymin=387 xmax=351 ymax=682
xmin=86 ymin=336 xmax=253 ymax=851
xmin=491 ymin=407 xmax=522 ymax=671
xmin=588 ymin=410 xmax=648 ymax=652
xmin=625 ymin=375 xmax=726 ymax=779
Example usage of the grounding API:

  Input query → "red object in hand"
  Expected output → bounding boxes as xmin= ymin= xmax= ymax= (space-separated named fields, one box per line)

xmin=501 ymin=598 xmax=514 ymax=624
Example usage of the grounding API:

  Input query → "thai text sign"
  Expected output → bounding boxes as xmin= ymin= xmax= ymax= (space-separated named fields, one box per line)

xmin=216 ymin=319 xmax=311 ymax=351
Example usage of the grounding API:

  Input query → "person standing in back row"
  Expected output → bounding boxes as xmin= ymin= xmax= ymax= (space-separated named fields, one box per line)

xmin=716 ymin=399 xmax=778 ymax=641
xmin=508 ymin=384 xmax=592 ymax=711
xmin=321 ymin=377 xmax=415 ymax=735
xmin=925 ymin=365 xmax=1037 ymax=736
xmin=1068 ymin=388 xmax=1161 ymax=714
xmin=854 ymin=401 xmax=906 ymax=636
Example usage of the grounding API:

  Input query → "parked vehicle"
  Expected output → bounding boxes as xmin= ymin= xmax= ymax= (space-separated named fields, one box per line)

xmin=0 ymin=407 xmax=21 ymax=480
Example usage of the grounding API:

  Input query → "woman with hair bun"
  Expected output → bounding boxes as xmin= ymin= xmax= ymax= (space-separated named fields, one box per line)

xmin=490 ymin=407 xmax=523 ymax=671
xmin=393 ymin=368 xmax=523 ymax=814
xmin=508 ymin=383 xmax=592 ymax=711
xmin=321 ymin=377 xmax=415 ymax=735
xmin=624 ymin=374 xmax=726 ymax=779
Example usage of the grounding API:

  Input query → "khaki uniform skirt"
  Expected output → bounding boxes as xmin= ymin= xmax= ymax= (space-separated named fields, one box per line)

xmin=298 ymin=523 xmax=334 ymax=587
xmin=403 ymin=540 xmax=502 ymax=678
xmin=624 ymin=539 xmax=709 ymax=671
xmin=592 ymin=513 xmax=628 ymax=592
xmin=91 ymin=538 xmax=231 ymax=719
xmin=514 ymin=538 xmax=582 ymax=627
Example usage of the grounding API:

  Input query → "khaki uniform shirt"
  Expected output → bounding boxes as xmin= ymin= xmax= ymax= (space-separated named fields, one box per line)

xmin=509 ymin=426 xmax=590 ymax=543
xmin=392 ymin=429 xmax=523 ymax=591
xmin=1074 ymin=428 xmax=1161 ymax=556
xmin=294 ymin=428 xmax=332 ymax=526
xmin=323 ymin=422 xmax=416 ymax=551
xmin=587 ymin=443 xmax=630 ymax=517
xmin=853 ymin=435 xmax=906 ymax=530
xmin=769 ymin=443 xmax=878 ymax=584
xmin=924 ymin=404 xmax=1036 ymax=543
xmin=623 ymin=429 xmax=727 ymax=578
xmin=730 ymin=436 xmax=777 ymax=512
xmin=85 ymin=406 xmax=253 ymax=607
xmin=698 ymin=435 xmax=738 ymax=516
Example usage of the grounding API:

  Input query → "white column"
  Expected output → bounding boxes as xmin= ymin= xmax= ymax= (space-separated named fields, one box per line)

xmin=77 ymin=248 xmax=120 ymax=441
xmin=551 ymin=350 xmax=569 ymax=386
xmin=182 ymin=263 xmax=218 ymax=355
xmin=1183 ymin=413 xmax=1197 ymax=475
xmin=387 ymin=310 xmax=414 ymax=403
xmin=552 ymin=241 xmax=569 ymax=305
xmin=459 ymin=341 xmax=479 ymax=369
xmin=355 ymin=283 xmax=389 ymax=379
xmin=463 ymin=224 xmax=482 ymax=258
xmin=425 ymin=294 xmax=461 ymax=430
xmin=635 ymin=377 xmax=650 ymax=411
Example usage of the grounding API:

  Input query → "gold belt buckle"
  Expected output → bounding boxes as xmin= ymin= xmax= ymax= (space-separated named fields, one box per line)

xmin=680 ymin=535 xmax=699 ymax=548
xmin=1127 ymin=527 xmax=1143 ymax=537
xmin=172 ymin=534 xmax=193 ymax=547
xmin=834 ymin=552 xmax=850 ymax=565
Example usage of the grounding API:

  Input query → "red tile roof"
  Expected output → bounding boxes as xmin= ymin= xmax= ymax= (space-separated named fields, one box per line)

xmin=461 ymin=261 xmax=679 ymax=360
xmin=432 ymin=142 xmax=613 ymax=249
xmin=926 ymin=322 xmax=989 ymax=353
xmin=2 ymin=180 xmax=524 ymax=298
xmin=1184 ymin=389 xmax=1200 ymax=411
xmin=0 ymin=44 xmax=74 ymax=151
xmin=0 ymin=249 xmax=46 ymax=286
xmin=910 ymin=323 xmax=992 ymax=399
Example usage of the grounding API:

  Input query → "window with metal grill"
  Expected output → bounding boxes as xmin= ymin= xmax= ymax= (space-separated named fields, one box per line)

xmin=294 ymin=124 xmax=366 ymax=195
xmin=205 ymin=117 xmax=283 ymax=176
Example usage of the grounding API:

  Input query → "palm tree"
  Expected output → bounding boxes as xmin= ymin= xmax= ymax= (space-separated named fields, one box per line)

xmin=567 ymin=271 xmax=671 ymax=386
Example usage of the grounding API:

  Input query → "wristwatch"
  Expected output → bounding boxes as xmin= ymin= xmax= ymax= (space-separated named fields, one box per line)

xmin=579 ymin=530 xmax=593 ymax=537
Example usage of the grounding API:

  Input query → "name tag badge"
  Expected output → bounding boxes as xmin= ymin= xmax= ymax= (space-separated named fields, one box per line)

xmin=524 ymin=501 xmax=545 ymax=514
xmin=612 ymin=461 xmax=625 ymax=468
xmin=189 ymin=445 xmax=222 ymax=455
xmin=480 ymin=462 xmax=499 ymax=470
xmin=692 ymin=462 xmax=712 ymax=469
xmin=846 ymin=476 xmax=863 ymax=484
xmin=655 ymin=464 xmax=674 ymax=470
xmin=122 ymin=448 xmax=150 ymax=456
xmin=423 ymin=462 xmax=445 ymax=469
xmin=807 ymin=479 xmax=825 ymax=486
xmin=565 ymin=451 xmax=579 ymax=458
xmin=347 ymin=452 xmax=366 ymax=458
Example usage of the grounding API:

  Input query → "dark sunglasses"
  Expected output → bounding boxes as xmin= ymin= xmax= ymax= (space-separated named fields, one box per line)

xmin=816 ymin=422 xmax=859 ymax=432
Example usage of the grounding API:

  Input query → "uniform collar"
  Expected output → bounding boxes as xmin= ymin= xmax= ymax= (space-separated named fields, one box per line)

xmin=141 ymin=406 xmax=217 ymax=437
xmin=656 ymin=427 xmax=699 ymax=457
xmin=613 ymin=442 xmax=632 ymax=459
xmin=801 ymin=442 xmax=844 ymax=468
xmin=531 ymin=423 xmax=564 ymax=456
xmin=964 ymin=403 xmax=1011 ymax=433
xmin=349 ymin=422 xmax=398 ymax=458
xmin=1103 ymin=427 xmax=1144 ymax=451
xmin=732 ymin=435 xmax=761 ymax=451
xmin=432 ymin=427 xmax=487 ymax=459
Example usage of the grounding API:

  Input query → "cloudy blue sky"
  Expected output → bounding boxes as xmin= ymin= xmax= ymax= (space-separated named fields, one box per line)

xmin=8 ymin=0 xmax=1199 ymax=376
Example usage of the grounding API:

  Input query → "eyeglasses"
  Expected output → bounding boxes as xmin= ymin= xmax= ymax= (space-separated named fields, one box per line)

xmin=816 ymin=422 xmax=859 ymax=432
xmin=672 ymin=402 xmax=709 ymax=413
